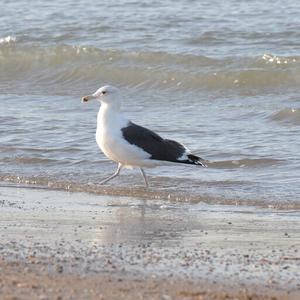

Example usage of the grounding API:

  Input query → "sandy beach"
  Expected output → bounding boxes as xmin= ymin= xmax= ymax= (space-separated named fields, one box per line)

xmin=0 ymin=185 xmax=299 ymax=299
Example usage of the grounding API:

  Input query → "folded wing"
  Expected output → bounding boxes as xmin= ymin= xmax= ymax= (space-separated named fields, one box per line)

xmin=121 ymin=122 xmax=206 ymax=166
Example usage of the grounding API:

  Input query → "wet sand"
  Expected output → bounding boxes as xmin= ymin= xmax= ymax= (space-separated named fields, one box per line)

xmin=0 ymin=185 xmax=300 ymax=299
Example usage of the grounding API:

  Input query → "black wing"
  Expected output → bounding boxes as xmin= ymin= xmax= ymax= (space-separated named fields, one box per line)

xmin=121 ymin=122 xmax=205 ymax=166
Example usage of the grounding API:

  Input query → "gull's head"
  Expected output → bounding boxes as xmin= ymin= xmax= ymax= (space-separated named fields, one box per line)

xmin=82 ymin=85 xmax=121 ymax=106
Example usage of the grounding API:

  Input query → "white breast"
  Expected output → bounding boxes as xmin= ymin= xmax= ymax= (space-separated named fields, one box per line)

xmin=96 ymin=105 xmax=150 ymax=167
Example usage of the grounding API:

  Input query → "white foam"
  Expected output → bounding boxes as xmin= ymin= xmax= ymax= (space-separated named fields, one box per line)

xmin=0 ymin=35 xmax=16 ymax=44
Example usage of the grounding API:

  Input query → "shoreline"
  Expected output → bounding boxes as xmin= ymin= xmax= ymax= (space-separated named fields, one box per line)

xmin=0 ymin=186 xmax=300 ymax=299
xmin=1 ymin=179 xmax=300 ymax=210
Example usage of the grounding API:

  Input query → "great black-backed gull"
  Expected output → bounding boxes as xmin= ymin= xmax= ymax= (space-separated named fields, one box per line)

xmin=82 ymin=85 xmax=206 ymax=187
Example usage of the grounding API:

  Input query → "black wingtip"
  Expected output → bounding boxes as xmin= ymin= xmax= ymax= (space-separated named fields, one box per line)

xmin=187 ymin=154 xmax=208 ymax=167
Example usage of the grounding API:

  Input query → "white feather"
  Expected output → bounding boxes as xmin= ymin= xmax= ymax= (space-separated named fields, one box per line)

xmin=96 ymin=102 xmax=156 ymax=168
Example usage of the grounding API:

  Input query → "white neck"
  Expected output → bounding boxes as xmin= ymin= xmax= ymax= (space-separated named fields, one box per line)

xmin=97 ymin=102 xmax=128 ymax=131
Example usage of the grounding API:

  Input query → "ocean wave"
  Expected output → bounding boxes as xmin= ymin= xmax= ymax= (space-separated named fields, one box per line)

xmin=187 ymin=30 xmax=300 ymax=46
xmin=1 ymin=174 xmax=299 ymax=209
xmin=0 ymin=156 xmax=60 ymax=165
xmin=0 ymin=35 xmax=16 ymax=44
xmin=262 ymin=53 xmax=298 ymax=65
xmin=0 ymin=173 xmax=238 ymax=204
xmin=206 ymin=158 xmax=282 ymax=169
xmin=0 ymin=145 xmax=83 ymax=154
xmin=1 ymin=43 xmax=300 ymax=93
xmin=269 ymin=108 xmax=300 ymax=125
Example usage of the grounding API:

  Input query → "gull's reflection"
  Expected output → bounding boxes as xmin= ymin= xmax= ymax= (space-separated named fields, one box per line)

xmin=89 ymin=197 xmax=194 ymax=247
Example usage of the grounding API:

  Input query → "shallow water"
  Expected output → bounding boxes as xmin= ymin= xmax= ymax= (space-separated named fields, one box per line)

xmin=0 ymin=0 xmax=300 ymax=207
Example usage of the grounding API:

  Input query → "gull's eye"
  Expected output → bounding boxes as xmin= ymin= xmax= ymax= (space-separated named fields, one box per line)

xmin=102 ymin=91 xmax=107 ymax=95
